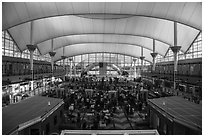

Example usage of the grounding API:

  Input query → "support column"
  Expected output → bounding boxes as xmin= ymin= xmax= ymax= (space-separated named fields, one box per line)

xmin=73 ymin=58 xmax=76 ymax=76
xmin=49 ymin=39 xmax=56 ymax=83
xmin=133 ymin=58 xmax=137 ymax=78
xmin=170 ymin=22 xmax=181 ymax=90
xmin=61 ymin=56 xmax=66 ymax=80
xmin=140 ymin=47 xmax=145 ymax=77
xmin=66 ymin=59 xmax=69 ymax=76
xmin=150 ymin=39 xmax=158 ymax=71
xmin=49 ymin=52 xmax=56 ymax=76
xmin=26 ymin=21 xmax=37 ymax=95
xmin=170 ymin=46 xmax=181 ymax=90
xmin=69 ymin=58 xmax=73 ymax=76
xmin=61 ymin=46 xmax=66 ymax=81
xmin=27 ymin=45 xmax=37 ymax=82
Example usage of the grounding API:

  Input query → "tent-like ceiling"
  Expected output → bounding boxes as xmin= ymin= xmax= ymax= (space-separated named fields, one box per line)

xmin=2 ymin=2 xmax=202 ymax=63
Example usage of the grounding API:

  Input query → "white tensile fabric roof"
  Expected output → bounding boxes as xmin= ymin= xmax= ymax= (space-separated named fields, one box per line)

xmin=2 ymin=2 xmax=202 ymax=62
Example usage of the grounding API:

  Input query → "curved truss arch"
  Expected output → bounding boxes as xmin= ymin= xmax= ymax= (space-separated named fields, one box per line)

xmin=56 ymin=52 xmax=151 ymax=75
xmin=82 ymin=62 xmax=122 ymax=75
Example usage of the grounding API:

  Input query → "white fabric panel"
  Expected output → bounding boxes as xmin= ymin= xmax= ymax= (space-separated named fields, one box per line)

xmin=40 ymin=2 xmax=59 ymax=17
xmin=89 ymin=2 xmax=106 ymax=13
xmin=126 ymin=16 xmax=174 ymax=45
xmin=53 ymin=43 xmax=152 ymax=62
xmin=27 ymin=15 xmax=175 ymax=47
xmin=159 ymin=21 xmax=174 ymax=45
xmin=136 ymin=2 xmax=155 ymax=15
xmin=13 ymin=3 xmax=30 ymax=25
xmin=143 ymin=18 xmax=164 ymax=37
xmin=37 ymin=34 xmax=168 ymax=56
xmin=155 ymin=41 xmax=169 ymax=55
xmin=33 ymin=16 xmax=71 ymax=43
xmin=53 ymin=47 xmax=63 ymax=62
xmin=123 ymin=17 xmax=135 ymax=33
xmin=180 ymin=3 xmax=198 ymax=24
xmin=3 ymin=3 xmax=21 ymax=30
xmin=3 ymin=2 xmax=201 ymax=30
xmin=114 ymin=19 xmax=127 ymax=34
xmin=72 ymin=2 xmax=90 ymax=13
xmin=55 ymin=2 xmax=74 ymax=15
xmin=33 ymin=19 xmax=51 ymax=44
xmin=60 ymin=16 xmax=74 ymax=35
xmin=82 ymin=18 xmax=93 ymax=33
xmin=37 ymin=40 xmax=52 ymax=55
xmin=103 ymin=34 xmax=111 ymax=43
xmin=25 ymin=3 xmax=44 ymax=21
xmin=93 ymin=34 xmax=102 ymax=42
xmin=165 ymin=3 xmax=186 ymax=23
xmin=163 ymin=2 xmax=201 ymax=29
xmin=8 ymin=15 xmax=199 ymax=57
xmin=177 ymin=23 xmax=200 ymax=52
xmin=143 ymin=48 xmax=152 ymax=62
xmin=71 ymin=16 xmax=84 ymax=34
xmin=153 ymin=20 xmax=174 ymax=45
xmin=131 ymin=17 xmax=147 ymax=36
xmin=8 ymin=22 xmax=30 ymax=51
xmin=93 ymin=19 xmax=104 ymax=32
xmin=109 ymin=35 xmax=118 ymax=43
xmin=151 ymin=3 xmax=170 ymax=18
xmin=120 ymin=3 xmax=139 ymax=14
xmin=189 ymin=3 xmax=202 ymax=30
xmin=124 ymin=17 xmax=136 ymax=34
xmin=79 ymin=35 xmax=88 ymax=43
xmin=104 ymin=19 xmax=117 ymax=33
xmin=47 ymin=17 xmax=64 ymax=38
xmin=4 ymin=2 xmax=201 ymax=61
xmin=104 ymin=2 xmax=122 ymax=14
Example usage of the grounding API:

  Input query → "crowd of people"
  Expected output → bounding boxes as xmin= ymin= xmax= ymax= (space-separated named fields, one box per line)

xmin=56 ymin=76 xmax=148 ymax=130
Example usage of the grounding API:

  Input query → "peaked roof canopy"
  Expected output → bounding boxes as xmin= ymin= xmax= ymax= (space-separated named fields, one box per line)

xmin=2 ymin=2 xmax=202 ymax=62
